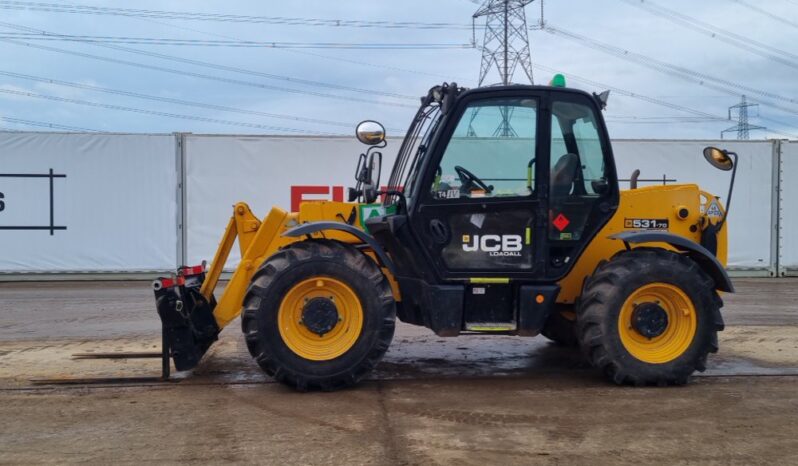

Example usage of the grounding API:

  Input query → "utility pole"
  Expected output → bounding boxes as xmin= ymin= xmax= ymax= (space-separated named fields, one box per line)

xmin=722 ymin=95 xmax=765 ymax=140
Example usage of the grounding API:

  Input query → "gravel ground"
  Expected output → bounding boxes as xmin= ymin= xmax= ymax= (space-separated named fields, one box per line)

xmin=0 ymin=278 xmax=796 ymax=465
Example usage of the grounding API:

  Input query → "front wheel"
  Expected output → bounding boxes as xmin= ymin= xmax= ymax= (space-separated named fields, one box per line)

xmin=241 ymin=240 xmax=396 ymax=391
xmin=576 ymin=248 xmax=725 ymax=386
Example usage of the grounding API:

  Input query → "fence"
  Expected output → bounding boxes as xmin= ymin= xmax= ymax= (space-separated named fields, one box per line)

xmin=0 ymin=131 xmax=793 ymax=277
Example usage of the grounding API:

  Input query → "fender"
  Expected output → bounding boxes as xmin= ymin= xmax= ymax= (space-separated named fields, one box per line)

xmin=609 ymin=231 xmax=734 ymax=293
xmin=283 ymin=221 xmax=397 ymax=275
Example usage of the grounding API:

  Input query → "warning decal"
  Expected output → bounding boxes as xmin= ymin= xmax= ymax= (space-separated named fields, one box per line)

xmin=552 ymin=213 xmax=570 ymax=232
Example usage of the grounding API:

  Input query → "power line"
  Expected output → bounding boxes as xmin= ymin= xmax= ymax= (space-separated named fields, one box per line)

xmin=533 ymin=62 xmax=798 ymax=138
xmin=4 ymin=3 xmax=793 ymax=138
xmin=101 ymin=45 xmax=419 ymax=101
xmin=0 ymin=40 xmax=417 ymax=109
xmin=0 ymin=32 xmax=475 ymax=49
xmin=543 ymin=25 xmax=798 ymax=106
xmin=0 ymin=116 xmax=99 ymax=131
xmin=0 ymin=70 xmax=406 ymax=131
xmin=142 ymin=15 xmax=775 ymax=136
xmin=730 ymin=0 xmax=798 ymax=31
xmin=0 ymin=21 xmax=419 ymax=101
xmin=542 ymin=25 xmax=798 ymax=116
xmin=608 ymin=115 xmax=720 ymax=120
xmin=606 ymin=117 xmax=719 ymax=123
xmin=107 ymin=11 xmax=462 ymax=83
xmin=618 ymin=0 xmax=798 ymax=71
xmin=114 ymin=12 xmax=458 ymax=86
xmin=531 ymin=63 xmax=726 ymax=120
xmin=758 ymin=114 xmax=798 ymax=139
xmin=0 ymin=1 xmax=476 ymax=29
xmin=0 ymin=88 xmax=342 ymax=135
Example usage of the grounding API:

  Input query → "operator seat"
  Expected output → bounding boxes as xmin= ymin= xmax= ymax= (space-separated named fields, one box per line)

xmin=551 ymin=153 xmax=579 ymax=198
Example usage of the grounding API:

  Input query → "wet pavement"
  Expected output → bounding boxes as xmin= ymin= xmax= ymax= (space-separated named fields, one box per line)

xmin=0 ymin=279 xmax=797 ymax=464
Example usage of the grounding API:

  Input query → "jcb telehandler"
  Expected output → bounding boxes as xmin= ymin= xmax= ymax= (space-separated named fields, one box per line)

xmin=153 ymin=78 xmax=736 ymax=391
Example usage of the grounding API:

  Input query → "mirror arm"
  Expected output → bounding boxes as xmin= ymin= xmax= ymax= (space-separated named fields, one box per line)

xmin=379 ymin=189 xmax=407 ymax=211
xmin=365 ymin=141 xmax=387 ymax=157
xmin=718 ymin=151 xmax=738 ymax=229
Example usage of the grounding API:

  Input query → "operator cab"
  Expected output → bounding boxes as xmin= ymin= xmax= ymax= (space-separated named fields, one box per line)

xmin=372 ymin=82 xmax=618 ymax=278
xmin=362 ymin=81 xmax=619 ymax=335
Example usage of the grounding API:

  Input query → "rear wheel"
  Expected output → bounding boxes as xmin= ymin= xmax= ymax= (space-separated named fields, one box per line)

xmin=242 ymin=240 xmax=396 ymax=391
xmin=576 ymin=248 xmax=724 ymax=386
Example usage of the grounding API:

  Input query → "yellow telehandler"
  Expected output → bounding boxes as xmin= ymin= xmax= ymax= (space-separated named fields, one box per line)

xmin=153 ymin=78 xmax=736 ymax=390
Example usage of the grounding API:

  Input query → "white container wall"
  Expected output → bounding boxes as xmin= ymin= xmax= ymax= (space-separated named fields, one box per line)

xmin=0 ymin=131 xmax=792 ymax=275
xmin=0 ymin=132 xmax=178 ymax=272
xmin=183 ymin=135 xmax=399 ymax=268
xmin=780 ymin=140 xmax=798 ymax=275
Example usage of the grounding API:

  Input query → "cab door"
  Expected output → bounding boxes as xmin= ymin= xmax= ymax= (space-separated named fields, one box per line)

xmin=544 ymin=94 xmax=619 ymax=279
xmin=412 ymin=92 xmax=547 ymax=280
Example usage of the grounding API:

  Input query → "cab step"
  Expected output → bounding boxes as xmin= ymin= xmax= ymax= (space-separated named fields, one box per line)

xmin=465 ymin=322 xmax=517 ymax=332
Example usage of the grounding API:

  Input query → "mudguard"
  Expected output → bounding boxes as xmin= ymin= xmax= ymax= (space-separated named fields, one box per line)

xmin=609 ymin=231 xmax=734 ymax=293
xmin=283 ymin=221 xmax=398 ymax=275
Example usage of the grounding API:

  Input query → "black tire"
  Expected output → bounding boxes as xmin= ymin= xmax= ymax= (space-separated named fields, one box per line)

xmin=241 ymin=240 xmax=396 ymax=391
xmin=541 ymin=309 xmax=579 ymax=347
xmin=576 ymin=248 xmax=725 ymax=386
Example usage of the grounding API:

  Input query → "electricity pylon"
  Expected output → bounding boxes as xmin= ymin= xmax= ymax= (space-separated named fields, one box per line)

xmin=468 ymin=1 xmax=536 ymax=137
xmin=721 ymin=95 xmax=765 ymax=140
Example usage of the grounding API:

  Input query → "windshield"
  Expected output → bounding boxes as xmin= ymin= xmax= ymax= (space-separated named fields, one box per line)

xmin=384 ymin=101 xmax=442 ymax=207
xmin=430 ymin=97 xmax=538 ymax=200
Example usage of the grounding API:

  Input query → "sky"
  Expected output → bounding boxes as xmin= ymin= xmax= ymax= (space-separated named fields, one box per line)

xmin=0 ymin=0 xmax=796 ymax=140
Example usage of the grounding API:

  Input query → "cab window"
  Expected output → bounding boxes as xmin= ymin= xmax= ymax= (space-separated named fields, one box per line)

xmin=549 ymin=99 xmax=609 ymax=241
xmin=430 ymin=97 xmax=538 ymax=200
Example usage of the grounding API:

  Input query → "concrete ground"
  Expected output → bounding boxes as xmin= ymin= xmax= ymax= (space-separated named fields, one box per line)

xmin=0 ymin=278 xmax=796 ymax=465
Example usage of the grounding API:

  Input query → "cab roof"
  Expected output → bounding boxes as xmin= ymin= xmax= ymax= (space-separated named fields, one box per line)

xmin=459 ymin=83 xmax=597 ymax=100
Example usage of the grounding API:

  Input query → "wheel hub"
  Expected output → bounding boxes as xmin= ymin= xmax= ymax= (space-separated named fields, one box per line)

xmin=631 ymin=302 xmax=669 ymax=339
xmin=301 ymin=297 xmax=339 ymax=336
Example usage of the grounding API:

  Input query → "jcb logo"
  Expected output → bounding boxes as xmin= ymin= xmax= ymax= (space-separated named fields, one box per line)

xmin=462 ymin=234 xmax=523 ymax=256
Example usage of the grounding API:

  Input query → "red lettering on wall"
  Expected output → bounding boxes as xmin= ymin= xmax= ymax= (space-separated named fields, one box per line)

xmin=291 ymin=185 xmax=404 ymax=211
xmin=290 ymin=185 xmax=347 ymax=211
xmin=332 ymin=186 xmax=344 ymax=203
xmin=291 ymin=186 xmax=329 ymax=212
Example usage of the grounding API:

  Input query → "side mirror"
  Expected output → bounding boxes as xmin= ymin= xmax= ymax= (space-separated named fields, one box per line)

xmin=703 ymin=146 xmax=734 ymax=171
xmin=700 ymin=147 xmax=738 ymax=234
xmin=356 ymin=120 xmax=386 ymax=146
xmin=593 ymin=90 xmax=610 ymax=110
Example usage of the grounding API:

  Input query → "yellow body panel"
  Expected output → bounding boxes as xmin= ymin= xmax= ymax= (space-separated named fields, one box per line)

xmin=206 ymin=201 xmax=368 ymax=329
xmin=556 ymin=184 xmax=728 ymax=304
xmin=205 ymin=185 xmax=727 ymax=329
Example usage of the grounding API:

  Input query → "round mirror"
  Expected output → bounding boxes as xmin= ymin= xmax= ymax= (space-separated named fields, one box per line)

xmin=356 ymin=120 xmax=386 ymax=146
xmin=703 ymin=146 xmax=734 ymax=171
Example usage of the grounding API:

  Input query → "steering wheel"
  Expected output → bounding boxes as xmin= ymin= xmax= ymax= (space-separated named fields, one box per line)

xmin=454 ymin=165 xmax=493 ymax=195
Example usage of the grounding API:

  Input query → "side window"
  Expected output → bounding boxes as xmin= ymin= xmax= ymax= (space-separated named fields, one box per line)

xmin=549 ymin=100 xmax=609 ymax=241
xmin=430 ymin=98 xmax=537 ymax=200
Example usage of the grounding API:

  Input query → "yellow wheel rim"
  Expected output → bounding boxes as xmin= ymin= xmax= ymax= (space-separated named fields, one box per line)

xmin=278 ymin=276 xmax=364 ymax=361
xmin=618 ymin=283 xmax=697 ymax=364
